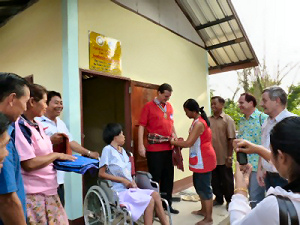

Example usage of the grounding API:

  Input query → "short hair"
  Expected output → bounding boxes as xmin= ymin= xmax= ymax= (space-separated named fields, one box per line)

xmin=47 ymin=91 xmax=62 ymax=105
xmin=211 ymin=96 xmax=225 ymax=104
xmin=240 ymin=93 xmax=257 ymax=107
xmin=29 ymin=84 xmax=47 ymax=102
xmin=103 ymin=123 xmax=122 ymax=144
xmin=263 ymin=86 xmax=287 ymax=106
xmin=0 ymin=113 xmax=10 ymax=136
xmin=158 ymin=83 xmax=173 ymax=93
xmin=0 ymin=72 xmax=29 ymax=102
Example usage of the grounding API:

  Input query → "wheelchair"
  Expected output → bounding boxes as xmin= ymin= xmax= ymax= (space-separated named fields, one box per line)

xmin=83 ymin=166 xmax=173 ymax=225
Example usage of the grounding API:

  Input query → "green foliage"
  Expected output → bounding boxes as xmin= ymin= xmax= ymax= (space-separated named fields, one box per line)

xmin=224 ymin=99 xmax=243 ymax=126
xmin=287 ymin=84 xmax=300 ymax=116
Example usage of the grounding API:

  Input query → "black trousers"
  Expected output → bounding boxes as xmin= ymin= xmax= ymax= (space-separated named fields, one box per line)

xmin=211 ymin=164 xmax=234 ymax=203
xmin=146 ymin=150 xmax=174 ymax=206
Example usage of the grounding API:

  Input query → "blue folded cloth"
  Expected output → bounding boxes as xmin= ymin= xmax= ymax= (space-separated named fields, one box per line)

xmin=53 ymin=155 xmax=99 ymax=175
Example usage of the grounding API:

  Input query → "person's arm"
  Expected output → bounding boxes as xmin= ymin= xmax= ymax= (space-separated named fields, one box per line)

xmin=69 ymin=141 xmax=99 ymax=159
xmin=0 ymin=192 xmax=26 ymax=225
xmin=256 ymin=157 xmax=266 ymax=186
xmin=21 ymin=153 xmax=76 ymax=172
xmin=138 ymin=125 xmax=146 ymax=157
xmin=225 ymin=138 xmax=234 ymax=168
xmin=98 ymin=166 xmax=136 ymax=188
xmin=234 ymin=139 xmax=272 ymax=161
xmin=170 ymin=121 xmax=204 ymax=148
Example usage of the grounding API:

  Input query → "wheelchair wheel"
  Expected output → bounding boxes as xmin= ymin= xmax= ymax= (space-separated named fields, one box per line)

xmin=84 ymin=186 xmax=112 ymax=225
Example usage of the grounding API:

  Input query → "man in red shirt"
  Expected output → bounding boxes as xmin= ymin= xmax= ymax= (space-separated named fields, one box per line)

xmin=138 ymin=83 xmax=179 ymax=214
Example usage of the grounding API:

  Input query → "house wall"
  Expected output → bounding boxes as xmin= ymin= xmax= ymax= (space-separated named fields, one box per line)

xmin=0 ymin=0 xmax=63 ymax=93
xmin=78 ymin=0 xmax=210 ymax=181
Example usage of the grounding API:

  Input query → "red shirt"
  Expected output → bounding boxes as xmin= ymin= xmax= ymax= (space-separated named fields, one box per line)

xmin=189 ymin=117 xmax=216 ymax=173
xmin=139 ymin=100 xmax=174 ymax=152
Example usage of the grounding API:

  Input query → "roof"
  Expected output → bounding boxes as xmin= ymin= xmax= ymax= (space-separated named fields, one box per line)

xmin=176 ymin=0 xmax=259 ymax=74
xmin=0 ymin=0 xmax=37 ymax=28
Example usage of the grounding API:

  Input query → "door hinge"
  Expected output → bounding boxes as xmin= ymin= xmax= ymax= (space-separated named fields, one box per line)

xmin=131 ymin=140 xmax=134 ymax=147
xmin=129 ymin=86 xmax=132 ymax=94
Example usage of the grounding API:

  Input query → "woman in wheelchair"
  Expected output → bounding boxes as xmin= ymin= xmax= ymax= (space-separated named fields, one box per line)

xmin=98 ymin=123 xmax=169 ymax=225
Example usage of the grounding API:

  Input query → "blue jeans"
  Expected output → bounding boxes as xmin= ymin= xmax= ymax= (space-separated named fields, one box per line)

xmin=193 ymin=172 xmax=213 ymax=200
xmin=265 ymin=172 xmax=288 ymax=191
xmin=248 ymin=171 xmax=265 ymax=208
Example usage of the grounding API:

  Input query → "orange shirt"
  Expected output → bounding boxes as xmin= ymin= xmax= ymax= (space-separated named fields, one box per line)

xmin=139 ymin=100 xmax=174 ymax=152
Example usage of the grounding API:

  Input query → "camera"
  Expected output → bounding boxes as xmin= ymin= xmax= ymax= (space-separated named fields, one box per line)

xmin=237 ymin=152 xmax=248 ymax=165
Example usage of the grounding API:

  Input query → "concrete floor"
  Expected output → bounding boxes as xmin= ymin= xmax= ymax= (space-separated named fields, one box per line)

xmin=154 ymin=187 xmax=230 ymax=225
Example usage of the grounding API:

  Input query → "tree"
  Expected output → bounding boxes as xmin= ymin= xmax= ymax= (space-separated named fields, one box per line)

xmin=287 ymin=84 xmax=300 ymax=116
xmin=223 ymin=99 xmax=243 ymax=127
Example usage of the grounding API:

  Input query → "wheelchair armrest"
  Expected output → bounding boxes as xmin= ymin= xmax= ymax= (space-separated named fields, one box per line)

xmin=136 ymin=171 xmax=153 ymax=179
xmin=135 ymin=171 xmax=159 ymax=192
xmin=97 ymin=178 xmax=113 ymax=188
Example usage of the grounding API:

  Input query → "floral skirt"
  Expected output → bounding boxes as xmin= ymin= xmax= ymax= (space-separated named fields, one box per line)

xmin=26 ymin=193 xmax=69 ymax=225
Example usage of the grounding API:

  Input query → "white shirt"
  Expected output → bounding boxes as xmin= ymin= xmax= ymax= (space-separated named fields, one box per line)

xmin=35 ymin=116 xmax=74 ymax=184
xmin=261 ymin=109 xmax=296 ymax=172
xmin=229 ymin=186 xmax=300 ymax=225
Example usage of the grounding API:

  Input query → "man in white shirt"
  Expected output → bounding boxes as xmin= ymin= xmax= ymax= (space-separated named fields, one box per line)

xmin=36 ymin=91 xmax=99 ymax=206
xmin=258 ymin=86 xmax=297 ymax=191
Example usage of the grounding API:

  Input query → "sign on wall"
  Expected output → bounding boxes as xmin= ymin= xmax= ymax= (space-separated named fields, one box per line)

xmin=89 ymin=31 xmax=122 ymax=75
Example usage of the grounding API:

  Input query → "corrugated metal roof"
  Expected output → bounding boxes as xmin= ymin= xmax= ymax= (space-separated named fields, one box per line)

xmin=176 ymin=0 xmax=259 ymax=74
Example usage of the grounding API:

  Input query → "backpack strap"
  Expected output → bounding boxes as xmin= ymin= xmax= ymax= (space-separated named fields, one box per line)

xmin=276 ymin=195 xmax=289 ymax=225
xmin=273 ymin=194 xmax=299 ymax=225
xmin=281 ymin=195 xmax=299 ymax=225
xmin=259 ymin=113 xmax=262 ymax=126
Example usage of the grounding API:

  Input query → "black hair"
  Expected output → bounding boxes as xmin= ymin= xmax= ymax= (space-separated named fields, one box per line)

xmin=270 ymin=116 xmax=300 ymax=180
xmin=183 ymin=99 xmax=210 ymax=127
xmin=47 ymin=91 xmax=62 ymax=105
xmin=29 ymin=84 xmax=47 ymax=102
xmin=240 ymin=93 xmax=257 ymax=107
xmin=158 ymin=83 xmax=173 ymax=94
xmin=0 ymin=72 xmax=29 ymax=102
xmin=0 ymin=113 xmax=10 ymax=136
xmin=211 ymin=96 xmax=225 ymax=104
xmin=103 ymin=123 xmax=123 ymax=145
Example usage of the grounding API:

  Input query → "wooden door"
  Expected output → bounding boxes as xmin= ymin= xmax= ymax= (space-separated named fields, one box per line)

xmin=130 ymin=81 xmax=159 ymax=172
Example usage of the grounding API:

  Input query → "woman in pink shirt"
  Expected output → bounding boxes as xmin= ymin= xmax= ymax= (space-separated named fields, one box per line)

xmin=15 ymin=84 xmax=76 ymax=225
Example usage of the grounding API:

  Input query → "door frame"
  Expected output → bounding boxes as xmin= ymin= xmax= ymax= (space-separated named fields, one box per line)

xmin=79 ymin=68 xmax=132 ymax=151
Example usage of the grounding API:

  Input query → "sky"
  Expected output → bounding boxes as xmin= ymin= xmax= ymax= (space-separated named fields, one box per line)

xmin=209 ymin=0 xmax=300 ymax=100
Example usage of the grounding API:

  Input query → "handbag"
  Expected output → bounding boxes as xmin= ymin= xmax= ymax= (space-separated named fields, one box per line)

xmin=273 ymin=195 xmax=299 ymax=225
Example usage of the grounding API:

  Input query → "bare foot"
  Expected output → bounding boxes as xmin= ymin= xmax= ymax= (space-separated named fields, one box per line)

xmin=195 ymin=218 xmax=213 ymax=225
xmin=191 ymin=210 xmax=206 ymax=217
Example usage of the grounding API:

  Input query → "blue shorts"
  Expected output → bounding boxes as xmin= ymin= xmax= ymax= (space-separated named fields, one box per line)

xmin=193 ymin=172 xmax=213 ymax=200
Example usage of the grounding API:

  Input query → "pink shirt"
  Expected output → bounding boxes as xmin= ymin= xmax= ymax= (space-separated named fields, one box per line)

xmin=15 ymin=117 xmax=58 ymax=195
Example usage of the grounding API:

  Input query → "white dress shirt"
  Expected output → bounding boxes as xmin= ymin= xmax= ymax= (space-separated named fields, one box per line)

xmin=261 ymin=109 xmax=296 ymax=172
xmin=229 ymin=186 xmax=300 ymax=225
xmin=35 ymin=116 xmax=74 ymax=185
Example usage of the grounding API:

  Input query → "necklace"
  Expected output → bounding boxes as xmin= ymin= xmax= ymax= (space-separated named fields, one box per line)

xmin=156 ymin=103 xmax=168 ymax=119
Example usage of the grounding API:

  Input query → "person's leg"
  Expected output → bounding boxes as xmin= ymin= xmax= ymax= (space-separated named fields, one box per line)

xmin=264 ymin=172 xmax=271 ymax=191
xmin=146 ymin=151 xmax=164 ymax=184
xmin=57 ymin=184 xmax=65 ymax=207
xmin=160 ymin=151 xmax=174 ymax=207
xmin=195 ymin=172 xmax=213 ymax=225
xmin=151 ymin=192 xmax=169 ymax=225
xmin=192 ymin=173 xmax=206 ymax=216
xmin=248 ymin=171 xmax=265 ymax=208
xmin=211 ymin=165 xmax=224 ymax=204
xmin=222 ymin=165 xmax=234 ymax=204
xmin=144 ymin=198 xmax=155 ymax=225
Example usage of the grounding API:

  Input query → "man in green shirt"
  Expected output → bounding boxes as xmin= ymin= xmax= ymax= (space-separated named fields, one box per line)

xmin=237 ymin=93 xmax=267 ymax=208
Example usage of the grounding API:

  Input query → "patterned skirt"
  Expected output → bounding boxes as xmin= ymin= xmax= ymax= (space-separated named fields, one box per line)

xmin=26 ymin=193 xmax=69 ymax=225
